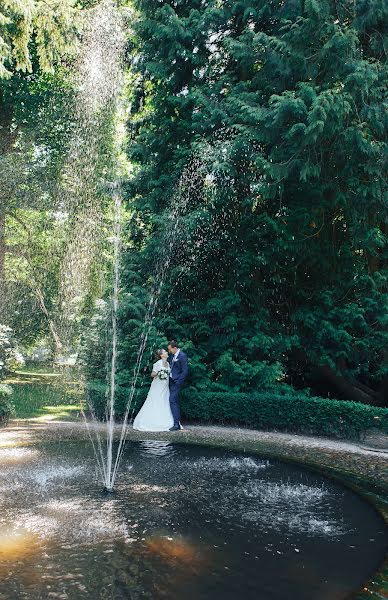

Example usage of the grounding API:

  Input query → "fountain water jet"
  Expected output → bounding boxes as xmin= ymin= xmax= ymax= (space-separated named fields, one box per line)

xmin=104 ymin=187 xmax=122 ymax=492
xmin=56 ymin=2 xmax=226 ymax=491
xmin=106 ymin=156 xmax=207 ymax=490
xmin=56 ymin=0 xmax=127 ymax=353
xmin=83 ymin=147 xmax=222 ymax=490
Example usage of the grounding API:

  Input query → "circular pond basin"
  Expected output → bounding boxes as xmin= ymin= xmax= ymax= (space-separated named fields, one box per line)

xmin=0 ymin=439 xmax=386 ymax=599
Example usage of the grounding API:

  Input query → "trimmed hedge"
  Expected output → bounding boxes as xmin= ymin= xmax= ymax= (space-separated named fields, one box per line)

xmin=0 ymin=384 xmax=15 ymax=426
xmin=85 ymin=381 xmax=130 ymax=420
xmin=86 ymin=380 xmax=388 ymax=440
xmin=181 ymin=390 xmax=388 ymax=440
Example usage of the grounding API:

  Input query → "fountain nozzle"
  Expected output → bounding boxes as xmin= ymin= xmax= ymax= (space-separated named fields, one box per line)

xmin=103 ymin=486 xmax=114 ymax=494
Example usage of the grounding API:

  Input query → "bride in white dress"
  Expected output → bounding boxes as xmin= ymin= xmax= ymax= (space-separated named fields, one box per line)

xmin=133 ymin=349 xmax=174 ymax=432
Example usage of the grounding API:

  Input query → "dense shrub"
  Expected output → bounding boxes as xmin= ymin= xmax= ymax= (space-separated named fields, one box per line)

xmin=0 ymin=325 xmax=24 ymax=378
xmin=85 ymin=380 xmax=139 ymax=421
xmin=86 ymin=378 xmax=388 ymax=440
xmin=180 ymin=390 xmax=388 ymax=440
xmin=0 ymin=384 xmax=15 ymax=426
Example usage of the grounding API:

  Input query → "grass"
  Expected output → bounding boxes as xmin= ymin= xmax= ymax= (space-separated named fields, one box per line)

xmin=4 ymin=365 xmax=83 ymax=421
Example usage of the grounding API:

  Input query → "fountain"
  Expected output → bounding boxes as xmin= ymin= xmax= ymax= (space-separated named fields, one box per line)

xmin=55 ymin=0 xmax=204 ymax=490
xmin=104 ymin=187 xmax=121 ymax=492
xmin=19 ymin=0 xmax=231 ymax=491
xmin=1 ymin=3 xmax=387 ymax=598
xmin=95 ymin=156 xmax=206 ymax=492
xmin=0 ymin=438 xmax=386 ymax=599
xmin=56 ymin=0 xmax=127 ymax=354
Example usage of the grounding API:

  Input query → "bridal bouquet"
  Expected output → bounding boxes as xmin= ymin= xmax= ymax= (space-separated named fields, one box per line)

xmin=158 ymin=368 xmax=169 ymax=381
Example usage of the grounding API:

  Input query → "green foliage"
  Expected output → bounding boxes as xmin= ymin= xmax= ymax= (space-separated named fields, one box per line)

xmin=0 ymin=324 xmax=24 ymax=378
xmin=181 ymin=390 xmax=388 ymax=440
xmin=84 ymin=379 xmax=128 ymax=420
xmin=0 ymin=15 xmax=120 ymax=353
xmin=0 ymin=0 xmax=79 ymax=78
xmin=110 ymin=0 xmax=388 ymax=407
xmin=0 ymin=383 xmax=14 ymax=424
xmin=4 ymin=372 xmax=81 ymax=420
xmin=293 ymin=275 xmax=388 ymax=380
xmin=0 ymin=69 xmax=79 ymax=351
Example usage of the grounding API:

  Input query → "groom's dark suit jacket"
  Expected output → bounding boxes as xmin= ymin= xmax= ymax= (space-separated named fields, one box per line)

xmin=169 ymin=350 xmax=189 ymax=386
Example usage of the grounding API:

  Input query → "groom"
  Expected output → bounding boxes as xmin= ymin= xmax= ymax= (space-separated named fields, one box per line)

xmin=167 ymin=340 xmax=189 ymax=431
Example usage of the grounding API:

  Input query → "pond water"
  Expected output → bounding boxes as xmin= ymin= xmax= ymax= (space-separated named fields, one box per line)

xmin=0 ymin=440 xmax=386 ymax=599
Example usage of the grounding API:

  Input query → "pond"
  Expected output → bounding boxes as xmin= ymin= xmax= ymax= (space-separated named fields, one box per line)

xmin=0 ymin=440 xmax=386 ymax=599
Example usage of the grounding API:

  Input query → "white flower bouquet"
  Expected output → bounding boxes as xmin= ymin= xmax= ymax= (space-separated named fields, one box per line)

xmin=158 ymin=368 xmax=169 ymax=381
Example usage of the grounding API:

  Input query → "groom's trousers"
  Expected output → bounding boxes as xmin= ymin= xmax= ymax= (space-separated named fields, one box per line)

xmin=169 ymin=380 xmax=182 ymax=426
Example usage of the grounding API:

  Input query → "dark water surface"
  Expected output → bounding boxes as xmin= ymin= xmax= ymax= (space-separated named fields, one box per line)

xmin=0 ymin=439 xmax=386 ymax=599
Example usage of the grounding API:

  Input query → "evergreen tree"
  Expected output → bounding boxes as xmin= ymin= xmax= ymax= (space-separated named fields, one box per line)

xmin=90 ymin=0 xmax=388 ymax=408
xmin=0 ymin=0 xmax=79 ymax=78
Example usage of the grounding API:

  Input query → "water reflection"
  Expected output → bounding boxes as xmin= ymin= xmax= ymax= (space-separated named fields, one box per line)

xmin=138 ymin=440 xmax=177 ymax=457
xmin=0 ymin=527 xmax=42 ymax=561
xmin=0 ymin=440 xmax=385 ymax=600
xmin=0 ymin=446 xmax=39 ymax=465
xmin=144 ymin=535 xmax=203 ymax=565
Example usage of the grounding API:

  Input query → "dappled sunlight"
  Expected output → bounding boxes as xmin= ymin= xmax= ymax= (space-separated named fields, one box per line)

xmin=0 ymin=437 xmax=384 ymax=599
xmin=32 ymin=405 xmax=82 ymax=422
xmin=131 ymin=483 xmax=183 ymax=495
xmin=15 ymin=514 xmax=61 ymax=539
xmin=0 ymin=446 xmax=40 ymax=465
xmin=0 ymin=427 xmax=37 ymax=449
xmin=24 ymin=496 xmax=130 ymax=543
xmin=30 ymin=465 xmax=85 ymax=488
xmin=39 ymin=498 xmax=88 ymax=514
xmin=3 ymin=368 xmax=83 ymax=421
xmin=4 ymin=369 xmax=59 ymax=386
xmin=14 ymin=370 xmax=61 ymax=379
xmin=4 ymin=376 xmax=49 ymax=385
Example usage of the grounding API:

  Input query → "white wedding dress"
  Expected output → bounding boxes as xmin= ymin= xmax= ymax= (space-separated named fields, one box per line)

xmin=133 ymin=359 xmax=174 ymax=432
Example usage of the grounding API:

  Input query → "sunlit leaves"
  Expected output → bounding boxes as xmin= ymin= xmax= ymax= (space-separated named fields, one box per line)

xmin=0 ymin=0 xmax=79 ymax=78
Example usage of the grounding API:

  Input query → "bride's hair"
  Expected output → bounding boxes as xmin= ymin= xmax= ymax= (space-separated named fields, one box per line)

xmin=154 ymin=348 xmax=165 ymax=360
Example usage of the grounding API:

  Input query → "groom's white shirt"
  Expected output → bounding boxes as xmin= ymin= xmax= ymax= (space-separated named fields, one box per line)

xmin=170 ymin=349 xmax=180 ymax=378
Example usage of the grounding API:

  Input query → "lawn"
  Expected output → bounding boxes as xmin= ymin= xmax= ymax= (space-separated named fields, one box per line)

xmin=4 ymin=365 xmax=83 ymax=421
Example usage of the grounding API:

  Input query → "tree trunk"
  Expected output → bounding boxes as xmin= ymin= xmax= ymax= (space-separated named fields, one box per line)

xmin=33 ymin=286 xmax=63 ymax=354
xmin=0 ymin=90 xmax=15 ymax=319
xmin=318 ymin=364 xmax=383 ymax=406
xmin=4 ymin=238 xmax=64 ymax=354
xmin=0 ymin=209 xmax=5 ymax=290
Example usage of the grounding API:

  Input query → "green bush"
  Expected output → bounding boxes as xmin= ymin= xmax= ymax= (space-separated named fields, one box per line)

xmin=0 ymin=384 xmax=15 ymax=426
xmin=85 ymin=380 xmax=142 ymax=421
xmin=86 ymin=378 xmax=388 ymax=440
xmin=181 ymin=390 xmax=388 ymax=440
xmin=0 ymin=325 xmax=24 ymax=379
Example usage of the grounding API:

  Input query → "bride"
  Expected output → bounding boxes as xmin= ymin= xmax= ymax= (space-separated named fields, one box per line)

xmin=133 ymin=349 xmax=174 ymax=432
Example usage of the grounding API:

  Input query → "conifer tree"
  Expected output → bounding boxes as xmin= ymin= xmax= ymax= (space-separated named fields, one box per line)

xmin=97 ymin=0 xmax=388 ymax=406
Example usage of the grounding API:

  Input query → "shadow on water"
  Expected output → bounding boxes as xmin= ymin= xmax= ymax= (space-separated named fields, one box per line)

xmin=0 ymin=440 xmax=386 ymax=600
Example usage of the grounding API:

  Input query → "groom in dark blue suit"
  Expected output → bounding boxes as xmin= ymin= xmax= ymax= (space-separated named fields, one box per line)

xmin=167 ymin=340 xmax=189 ymax=431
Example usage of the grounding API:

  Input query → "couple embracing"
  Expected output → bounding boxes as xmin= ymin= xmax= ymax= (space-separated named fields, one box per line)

xmin=133 ymin=340 xmax=189 ymax=432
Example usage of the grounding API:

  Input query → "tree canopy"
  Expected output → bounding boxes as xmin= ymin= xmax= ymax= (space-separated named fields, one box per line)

xmin=0 ymin=0 xmax=79 ymax=78
xmin=0 ymin=0 xmax=386 ymax=409
xmin=101 ymin=0 xmax=388 ymax=409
